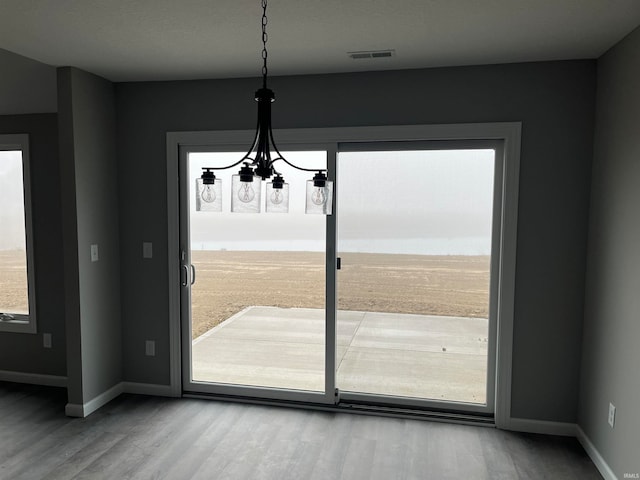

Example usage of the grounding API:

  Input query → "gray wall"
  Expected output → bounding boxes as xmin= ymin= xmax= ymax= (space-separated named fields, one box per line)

xmin=579 ymin=27 xmax=640 ymax=476
xmin=58 ymin=67 xmax=122 ymax=404
xmin=0 ymin=114 xmax=66 ymax=376
xmin=117 ymin=60 xmax=595 ymax=422
xmin=0 ymin=49 xmax=57 ymax=115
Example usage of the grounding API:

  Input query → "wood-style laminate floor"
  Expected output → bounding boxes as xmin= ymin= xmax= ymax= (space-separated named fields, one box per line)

xmin=0 ymin=382 xmax=601 ymax=480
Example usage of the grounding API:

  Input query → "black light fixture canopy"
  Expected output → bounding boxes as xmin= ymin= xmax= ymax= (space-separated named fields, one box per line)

xmin=196 ymin=0 xmax=333 ymax=215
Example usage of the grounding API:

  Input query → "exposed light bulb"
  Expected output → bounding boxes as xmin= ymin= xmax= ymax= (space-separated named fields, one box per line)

xmin=270 ymin=189 xmax=283 ymax=205
xmin=311 ymin=187 xmax=326 ymax=205
xmin=201 ymin=185 xmax=216 ymax=203
xmin=238 ymin=182 xmax=256 ymax=203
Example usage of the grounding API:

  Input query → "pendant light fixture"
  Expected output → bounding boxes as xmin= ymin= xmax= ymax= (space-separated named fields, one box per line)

xmin=196 ymin=0 xmax=333 ymax=215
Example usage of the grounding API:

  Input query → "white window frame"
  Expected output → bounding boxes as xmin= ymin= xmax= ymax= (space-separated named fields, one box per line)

xmin=0 ymin=134 xmax=37 ymax=334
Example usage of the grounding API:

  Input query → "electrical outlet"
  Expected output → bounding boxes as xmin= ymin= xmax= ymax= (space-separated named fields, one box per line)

xmin=143 ymin=242 xmax=153 ymax=259
xmin=608 ymin=402 xmax=616 ymax=428
xmin=145 ymin=340 xmax=155 ymax=357
xmin=91 ymin=244 xmax=99 ymax=262
xmin=43 ymin=333 xmax=52 ymax=349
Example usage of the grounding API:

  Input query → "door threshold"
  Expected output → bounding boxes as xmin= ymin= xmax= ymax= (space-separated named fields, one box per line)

xmin=183 ymin=390 xmax=495 ymax=427
xmin=337 ymin=400 xmax=494 ymax=426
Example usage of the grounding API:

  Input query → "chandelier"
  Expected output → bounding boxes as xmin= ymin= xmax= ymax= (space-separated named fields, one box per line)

xmin=196 ymin=0 xmax=333 ymax=215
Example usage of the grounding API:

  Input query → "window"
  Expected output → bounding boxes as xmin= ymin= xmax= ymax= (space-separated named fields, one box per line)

xmin=0 ymin=134 xmax=37 ymax=333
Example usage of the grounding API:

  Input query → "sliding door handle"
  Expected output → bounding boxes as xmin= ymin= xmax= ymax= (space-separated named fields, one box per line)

xmin=190 ymin=264 xmax=196 ymax=285
xmin=181 ymin=265 xmax=189 ymax=286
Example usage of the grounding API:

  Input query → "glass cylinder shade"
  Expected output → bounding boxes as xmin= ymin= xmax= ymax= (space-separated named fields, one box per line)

xmin=305 ymin=180 xmax=333 ymax=214
xmin=231 ymin=174 xmax=261 ymax=213
xmin=195 ymin=177 xmax=222 ymax=212
xmin=266 ymin=181 xmax=290 ymax=213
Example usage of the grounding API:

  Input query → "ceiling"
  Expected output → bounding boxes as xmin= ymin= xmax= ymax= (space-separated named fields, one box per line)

xmin=1 ymin=0 xmax=640 ymax=82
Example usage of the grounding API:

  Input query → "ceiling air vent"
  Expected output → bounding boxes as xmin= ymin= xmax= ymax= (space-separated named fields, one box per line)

xmin=348 ymin=49 xmax=395 ymax=60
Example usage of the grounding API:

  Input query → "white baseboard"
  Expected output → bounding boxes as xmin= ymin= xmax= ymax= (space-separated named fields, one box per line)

xmin=64 ymin=403 xmax=84 ymax=417
xmin=122 ymin=381 xmax=176 ymax=397
xmin=64 ymin=381 xmax=178 ymax=417
xmin=576 ymin=426 xmax=617 ymax=480
xmin=0 ymin=369 xmax=67 ymax=388
xmin=508 ymin=419 xmax=617 ymax=479
xmin=507 ymin=418 xmax=577 ymax=436
xmin=65 ymin=382 xmax=124 ymax=418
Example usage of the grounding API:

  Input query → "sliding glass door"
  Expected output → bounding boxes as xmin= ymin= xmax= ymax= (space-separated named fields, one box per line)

xmin=179 ymin=136 xmax=502 ymax=415
xmin=335 ymin=145 xmax=499 ymax=410
xmin=181 ymin=149 xmax=331 ymax=401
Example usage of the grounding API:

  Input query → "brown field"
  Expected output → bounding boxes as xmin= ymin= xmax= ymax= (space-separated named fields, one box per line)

xmin=1 ymin=250 xmax=491 ymax=339
xmin=190 ymin=250 xmax=490 ymax=339
xmin=0 ymin=250 xmax=29 ymax=314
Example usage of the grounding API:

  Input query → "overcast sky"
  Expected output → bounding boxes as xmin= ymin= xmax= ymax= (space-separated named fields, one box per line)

xmin=189 ymin=149 xmax=495 ymax=255
xmin=1 ymin=149 xmax=496 ymax=255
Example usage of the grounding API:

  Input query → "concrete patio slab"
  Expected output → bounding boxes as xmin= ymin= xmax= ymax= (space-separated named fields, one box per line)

xmin=192 ymin=306 xmax=488 ymax=403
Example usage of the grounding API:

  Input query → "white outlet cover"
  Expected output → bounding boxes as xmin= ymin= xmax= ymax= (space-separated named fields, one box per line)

xmin=43 ymin=333 xmax=52 ymax=348
xmin=145 ymin=340 xmax=155 ymax=356
xmin=143 ymin=242 xmax=153 ymax=259
xmin=91 ymin=244 xmax=99 ymax=262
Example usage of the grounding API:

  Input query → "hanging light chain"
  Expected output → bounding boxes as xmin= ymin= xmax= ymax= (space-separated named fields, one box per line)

xmin=261 ymin=0 xmax=268 ymax=88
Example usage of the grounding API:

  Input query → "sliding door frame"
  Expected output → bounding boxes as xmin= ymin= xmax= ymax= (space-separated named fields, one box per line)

xmin=166 ymin=122 xmax=521 ymax=428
